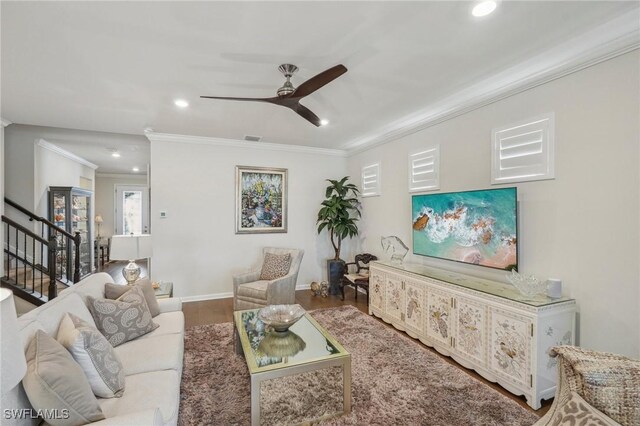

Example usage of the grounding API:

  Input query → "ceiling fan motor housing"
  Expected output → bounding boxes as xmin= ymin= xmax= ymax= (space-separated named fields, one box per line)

xmin=277 ymin=64 xmax=298 ymax=97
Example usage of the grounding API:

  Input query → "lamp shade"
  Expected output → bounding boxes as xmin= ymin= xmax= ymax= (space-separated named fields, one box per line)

xmin=95 ymin=215 xmax=104 ymax=224
xmin=1 ymin=288 xmax=27 ymax=395
xmin=110 ymin=234 xmax=152 ymax=261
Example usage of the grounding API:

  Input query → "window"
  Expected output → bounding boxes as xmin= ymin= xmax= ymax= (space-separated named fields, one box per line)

xmin=492 ymin=113 xmax=555 ymax=184
xmin=361 ymin=163 xmax=381 ymax=197
xmin=409 ymin=145 xmax=440 ymax=192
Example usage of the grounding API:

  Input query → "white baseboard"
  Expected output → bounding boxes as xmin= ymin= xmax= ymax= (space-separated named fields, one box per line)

xmin=180 ymin=292 xmax=233 ymax=303
xmin=180 ymin=283 xmax=313 ymax=303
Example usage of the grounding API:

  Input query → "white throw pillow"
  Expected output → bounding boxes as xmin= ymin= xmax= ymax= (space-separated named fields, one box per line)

xmin=57 ymin=313 xmax=126 ymax=398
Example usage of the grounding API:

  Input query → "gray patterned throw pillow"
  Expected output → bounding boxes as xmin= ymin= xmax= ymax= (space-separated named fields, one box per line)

xmin=259 ymin=252 xmax=292 ymax=280
xmin=57 ymin=313 xmax=125 ymax=398
xmin=87 ymin=286 xmax=159 ymax=347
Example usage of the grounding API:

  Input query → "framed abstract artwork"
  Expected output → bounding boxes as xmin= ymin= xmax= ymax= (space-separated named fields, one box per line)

xmin=236 ymin=166 xmax=288 ymax=234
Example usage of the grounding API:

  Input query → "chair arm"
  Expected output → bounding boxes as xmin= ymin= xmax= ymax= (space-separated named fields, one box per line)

xmin=157 ymin=297 xmax=182 ymax=313
xmin=233 ymin=270 xmax=261 ymax=286
xmin=266 ymin=273 xmax=297 ymax=305
xmin=91 ymin=409 xmax=162 ymax=426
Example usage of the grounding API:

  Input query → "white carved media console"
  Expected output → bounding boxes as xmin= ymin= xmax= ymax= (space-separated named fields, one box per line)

xmin=369 ymin=261 xmax=576 ymax=409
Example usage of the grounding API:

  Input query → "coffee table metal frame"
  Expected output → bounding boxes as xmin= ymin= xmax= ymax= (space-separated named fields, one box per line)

xmin=233 ymin=309 xmax=352 ymax=426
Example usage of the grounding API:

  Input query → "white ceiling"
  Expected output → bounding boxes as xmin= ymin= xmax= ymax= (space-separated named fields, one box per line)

xmin=2 ymin=1 xmax=638 ymax=159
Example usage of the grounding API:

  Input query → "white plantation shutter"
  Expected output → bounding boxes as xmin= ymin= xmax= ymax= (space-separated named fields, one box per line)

xmin=409 ymin=145 xmax=439 ymax=192
xmin=361 ymin=163 xmax=381 ymax=197
xmin=492 ymin=113 xmax=555 ymax=184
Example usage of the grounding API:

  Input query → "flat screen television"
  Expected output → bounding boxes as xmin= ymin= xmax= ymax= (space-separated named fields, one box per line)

xmin=412 ymin=187 xmax=518 ymax=271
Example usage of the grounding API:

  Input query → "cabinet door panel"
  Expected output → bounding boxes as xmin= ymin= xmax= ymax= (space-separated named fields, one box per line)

xmin=369 ymin=270 xmax=385 ymax=311
xmin=404 ymin=280 xmax=425 ymax=332
xmin=384 ymin=274 xmax=404 ymax=322
xmin=454 ymin=296 xmax=486 ymax=366
xmin=489 ymin=307 xmax=532 ymax=388
xmin=426 ymin=288 xmax=453 ymax=346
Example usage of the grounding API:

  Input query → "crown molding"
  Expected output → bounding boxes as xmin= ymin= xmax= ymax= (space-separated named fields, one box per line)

xmin=96 ymin=172 xmax=147 ymax=179
xmin=1 ymin=118 xmax=12 ymax=127
xmin=145 ymin=131 xmax=348 ymax=157
xmin=37 ymin=139 xmax=99 ymax=170
xmin=344 ymin=8 xmax=640 ymax=155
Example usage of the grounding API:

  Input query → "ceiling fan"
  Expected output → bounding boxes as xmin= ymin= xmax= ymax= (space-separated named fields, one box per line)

xmin=201 ymin=64 xmax=347 ymax=127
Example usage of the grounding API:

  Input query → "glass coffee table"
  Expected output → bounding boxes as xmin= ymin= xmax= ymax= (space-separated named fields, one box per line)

xmin=233 ymin=308 xmax=351 ymax=426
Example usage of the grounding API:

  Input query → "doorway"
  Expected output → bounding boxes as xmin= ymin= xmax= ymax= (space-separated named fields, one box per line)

xmin=115 ymin=185 xmax=149 ymax=235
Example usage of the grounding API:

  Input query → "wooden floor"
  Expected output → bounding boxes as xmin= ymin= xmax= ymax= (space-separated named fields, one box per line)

xmin=183 ymin=287 xmax=551 ymax=417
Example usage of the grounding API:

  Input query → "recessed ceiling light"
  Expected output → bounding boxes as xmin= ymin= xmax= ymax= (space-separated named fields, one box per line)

xmin=472 ymin=0 xmax=497 ymax=17
xmin=174 ymin=99 xmax=189 ymax=108
xmin=111 ymin=152 xmax=121 ymax=158
xmin=132 ymin=167 xmax=140 ymax=172
xmin=320 ymin=119 xmax=329 ymax=126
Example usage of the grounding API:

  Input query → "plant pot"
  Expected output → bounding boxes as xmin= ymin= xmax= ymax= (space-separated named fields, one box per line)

xmin=327 ymin=259 xmax=345 ymax=296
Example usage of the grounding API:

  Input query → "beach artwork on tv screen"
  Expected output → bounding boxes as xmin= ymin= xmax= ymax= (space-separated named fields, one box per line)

xmin=412 ymin=187 xmax=518 ymax=271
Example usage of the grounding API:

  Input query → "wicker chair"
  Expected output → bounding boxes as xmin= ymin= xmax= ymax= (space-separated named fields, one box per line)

xmin=535 ymin=345 xmax=640 ymax=426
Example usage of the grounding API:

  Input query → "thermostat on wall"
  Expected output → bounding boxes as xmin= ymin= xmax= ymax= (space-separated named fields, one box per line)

xmin=159 ymin=211 xmax=167 ymax=218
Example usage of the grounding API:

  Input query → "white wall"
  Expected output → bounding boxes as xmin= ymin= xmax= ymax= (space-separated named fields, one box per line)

xmin=150 ymin=137 xmax=347 ymax=299
xmin=95 ymin=174 xmax=148 ymax=239
xmin=4 ymin=125 xmax=36 ymax=226
xmin=348 ymin=51 xmax=640 ymax=357
xmin=34 ymin=142 xmax=96 ymax=221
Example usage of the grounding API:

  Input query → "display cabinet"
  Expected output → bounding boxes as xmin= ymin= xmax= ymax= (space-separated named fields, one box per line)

xmin=49 ymin=186 xmax=93 ymax=281
xmin=369 ymin=261 xmax=576 ymax=410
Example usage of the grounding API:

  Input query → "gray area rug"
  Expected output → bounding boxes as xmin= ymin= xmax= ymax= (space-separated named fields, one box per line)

xmin=179 ymin=305 xmax=540 ymax=425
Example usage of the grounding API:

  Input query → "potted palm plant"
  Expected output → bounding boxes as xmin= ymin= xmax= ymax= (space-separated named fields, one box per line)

xmin=316 ymin=176 xmax=361 ymax=294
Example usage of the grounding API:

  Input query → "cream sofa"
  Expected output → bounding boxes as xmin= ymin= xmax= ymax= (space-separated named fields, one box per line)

xmin=2 ymin=272 xmax=184 ymax=426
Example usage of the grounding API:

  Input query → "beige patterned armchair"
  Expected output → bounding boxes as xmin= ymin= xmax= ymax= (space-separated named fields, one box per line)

xmin=535 ymin=346 xmax=639 ymax=426
xmin=233 ymin=247 xmax=304 ymax=311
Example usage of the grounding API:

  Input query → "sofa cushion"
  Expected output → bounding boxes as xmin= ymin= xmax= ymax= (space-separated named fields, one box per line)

xmin=259 ymin=252 xmax=291 ymax=280
xmin=551 ymin=392 xmax=621 ymax=426
xmin=114 ymin=333 xmax=184 ymax=376
xmin=21 ymin=292 xmax=96 ymax=337
xmin=104 ymin=279 xmax=160 ymax=317
xmin=237 ymin=280 xmax=270 ymax=300
xmin=57 ymin=313 xmax=126 ymax=398
xmin=88 ymin=286 xmax=159 ymax=347
xmin=139 ymin=311 xmax=184 ymax=339
xmin=98 ymin=370 xmax=180 ymax=425
xmin=22 ymin=330 xmax=105 ymax=426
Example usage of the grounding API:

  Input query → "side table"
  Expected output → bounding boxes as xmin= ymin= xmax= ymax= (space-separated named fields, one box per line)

xmin=154 ymin=281 xmax=173 ymax=299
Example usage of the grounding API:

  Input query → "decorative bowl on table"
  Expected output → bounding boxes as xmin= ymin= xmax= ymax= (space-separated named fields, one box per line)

xmin=506 ymin=270 xmax=546 ymax=299
xmin=257 ymin=304 xmax=306 ymax=333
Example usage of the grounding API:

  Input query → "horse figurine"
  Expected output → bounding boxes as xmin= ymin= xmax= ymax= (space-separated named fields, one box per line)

xmin=381 ymin=236 xmax=409 ymax=264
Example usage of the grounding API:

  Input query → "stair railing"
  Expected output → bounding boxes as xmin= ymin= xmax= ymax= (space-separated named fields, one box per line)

xmin=3 ymin=197 xmax=81 ymax=291
xmin=2 ymin=215 xmax=58 ymax=302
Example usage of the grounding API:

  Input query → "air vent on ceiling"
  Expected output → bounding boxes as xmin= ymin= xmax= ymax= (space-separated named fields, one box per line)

xmin=244 ymin=135 xmax=262 ymax=142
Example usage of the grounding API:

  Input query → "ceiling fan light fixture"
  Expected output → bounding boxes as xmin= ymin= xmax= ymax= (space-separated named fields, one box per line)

xmin=320 ymin=119 xmax=330 ymax=126
xmin=472 ymin=0 xmax=497 ymax=17
xmin=174 ymin=99 xmax=189 ymax=108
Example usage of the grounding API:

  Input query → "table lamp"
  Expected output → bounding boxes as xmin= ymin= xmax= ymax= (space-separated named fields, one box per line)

xmin=109 ymin=234 xmax=152 ymax=285
xmin=95 ymin=215 xmax=104 ymax=239
xmin=1 ymin=288 xmax=27 ymax=396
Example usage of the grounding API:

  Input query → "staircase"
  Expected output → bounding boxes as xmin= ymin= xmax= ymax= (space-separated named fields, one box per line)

xmin=2 ymin=198 xmax=83 ymax=305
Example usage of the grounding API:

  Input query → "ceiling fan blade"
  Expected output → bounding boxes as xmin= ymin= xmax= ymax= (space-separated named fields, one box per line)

xmin=293 ymin=104 xmax=322 ymax=127
xmin=290 ymin=64 xmax=347 ymax=99
xmin=200 ymin=95 xmax=281 ymax=104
